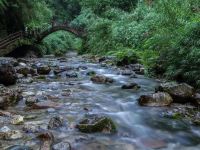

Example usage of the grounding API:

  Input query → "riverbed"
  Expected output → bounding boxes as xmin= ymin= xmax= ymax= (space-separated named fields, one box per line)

xmin=1 ymin=52 xmax=200 ymax=150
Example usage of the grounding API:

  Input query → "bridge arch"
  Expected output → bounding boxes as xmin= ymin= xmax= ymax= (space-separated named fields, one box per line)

xmin=0 ymin=24 xmax=85 ymax=57
xmin=36 ymin=25 xmax=85 ymax=43
xmin=6 ymin=44 xmax=42 ymax=58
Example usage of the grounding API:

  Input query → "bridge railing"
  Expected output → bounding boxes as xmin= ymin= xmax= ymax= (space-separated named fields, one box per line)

xmin=0 ymin=31 xmax=24 ymax=49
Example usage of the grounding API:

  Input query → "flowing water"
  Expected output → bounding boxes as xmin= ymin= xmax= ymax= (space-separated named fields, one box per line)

xmin=1 ymin=52 xmax=200 ymax=150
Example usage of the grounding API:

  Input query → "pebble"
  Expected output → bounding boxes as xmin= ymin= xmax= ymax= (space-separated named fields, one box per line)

xmin=11 ymin=115 xmax=24 ymax=125
xmin=53 ymin=141 xmax=71 ymax=150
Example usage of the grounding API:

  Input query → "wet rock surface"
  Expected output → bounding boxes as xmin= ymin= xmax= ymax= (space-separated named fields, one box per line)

xmin=48 ymin=116 xmax=64 ymax=129
xmin=121 ymin=82 xmax=141 ymax=90
xmin=11 ymin=115 xmax=24 ymax=125
xmin=139 ymin=92 xmax=173 ymax=107
xmin=91 ymin=75 xmax=114 ymax=84
xmin=163 ymin=104 xmax=200 ymax=126
xmin=15 ymin=63 xmax=36 ymax=77
xmin=0 ymin=127 xmax=23 ymax=140
xmin=120 ymin=69 xmax=135 ymax=76
xmin=37 ymin=65 xmax=51 ymax=75
xmin=193 ymin=92 xmax=200 ymax=106
xmin=53 ymin=141 xmax=71 ymax=150
xmin=76 ymin=115 xmax=117 ymax=133
xmin=66 ymin=72 xmax=78 ymax=78
xmin=0 ymin=52 xmax=199 ymax=150
xmin=38 ymin=132 xmax=54 ymax=150
xmin=23 ymin=124 xmax=42 ymax=133
xmin=25 ymin=97 xmax=38 ymax=107
xmin=0 ymin=85 xmax=22 ymax=109
xmin=157 ymin=82 xmax=195 ymax=103
xmin=0 ymin=63 xmax=17 ymax=86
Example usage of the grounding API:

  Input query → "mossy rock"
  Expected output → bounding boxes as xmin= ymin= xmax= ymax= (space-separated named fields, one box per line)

xmin=76 ymin=115 xmax=117 ymax=133
xmin=87 ymin=71 xmax=96 ymax=76
xmin=169 ymin=112 xmax=183 ymax=120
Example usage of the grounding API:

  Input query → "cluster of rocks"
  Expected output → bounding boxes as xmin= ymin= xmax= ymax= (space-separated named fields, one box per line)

xmin=138 ymin=82 xmax=199 ymax=107
xmin=0 ymin=58 xmax=52 ymax=86
xmin=0 ymin=60 xmax=17 ymax=86
xmin=0 ymin=57 xmax=81 ymax=86
xmin=90 ymin=74 xmax=141 ymax=91
xmin=138 ymin=82 xmax=200 ymax=125
xmin=0 ymin=112 xmax=116 ymax=149
xmin=163 ymin=104 xmax=200 ymax=126
xmin=0 ymin=112 xmax=24 ymax=141
xmin=91 ymin=56 xmax=200 ymax=126
xmin=87 ymin=56 xmax=145 ymax=76
xmin=0 ymin=85 xmax=22 ymax=109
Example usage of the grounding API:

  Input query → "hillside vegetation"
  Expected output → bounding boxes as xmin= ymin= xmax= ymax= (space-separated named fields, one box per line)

xmin=0 ymin=0 xmax=200 ymax=87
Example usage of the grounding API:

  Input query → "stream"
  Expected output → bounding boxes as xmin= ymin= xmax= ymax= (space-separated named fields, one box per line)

xmin=1 ymin=52 xmax=200 ymax=150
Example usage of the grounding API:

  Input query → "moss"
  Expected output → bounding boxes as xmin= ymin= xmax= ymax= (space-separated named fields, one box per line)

xmin=171 ymin=113 xmax=183 ymax=119
xmin=77 ymin=116 xmax=117 ymax=133
xmin=87 ymin=71 xmax=96 ymax=76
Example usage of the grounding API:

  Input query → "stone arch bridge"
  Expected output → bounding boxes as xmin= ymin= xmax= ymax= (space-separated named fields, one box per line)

xmin=0 ymin=24 xmax=85 ymax=57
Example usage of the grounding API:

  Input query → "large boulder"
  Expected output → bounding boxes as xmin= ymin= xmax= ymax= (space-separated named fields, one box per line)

xmin=23 ymin=124 xmax=42 ymax=133
xmin=76 ymin=115 xmax=117 ymax=133
xmin=0 ymin=85 xmax=22 ymax=109
xmin=0 ymin=63 xmax=17 ymax=86
xmin=91 ymin=75 xmax=114 ymax=84
xmin=0 ymin=126 xmax=23 ymax=140
xmin=16 ymin=65 xmax=36 ymax=77
xmin=121 ymin=82 xmax=141 ymax=90
xmin=120 ymin=69 xmax=135 ymax=76
xmin=192 ymin=93 xmax=200 ymax=106
xmin=37 ymin=132 xmax=54 ymax=150
xmin=128 ymin=64 xmax=145 ymax=75
xmin=157 ymin=82 xmax=195 ymax=103
xmin=138 ymin=92 xmax=173 ymax=107
xmin=48 ymin=116 xmax=64 ymax=129
xmin=37 ymin=65 xmax=51 ymax=75
xmin=25 ymin=97 xmax=38 ymax=107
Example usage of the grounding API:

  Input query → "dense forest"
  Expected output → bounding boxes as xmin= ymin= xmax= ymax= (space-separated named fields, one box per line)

xmin=0 ymin=0 xmax=199 ymax=87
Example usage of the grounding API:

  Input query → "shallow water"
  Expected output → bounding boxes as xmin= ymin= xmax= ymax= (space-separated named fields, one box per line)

xmin=1 ymin=52 xmax=200 ymax=150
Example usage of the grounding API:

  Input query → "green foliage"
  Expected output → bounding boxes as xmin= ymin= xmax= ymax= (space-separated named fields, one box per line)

xmin=1 ymin=0 xmax=200 ymax=87
xmin=162 ymin=22 xmax=200 ymax=87
xmin=80 ymin=0 xmax=137 ymax=14
xmin=107 ymin=48 xmax=138 ymax=65
xmin=73 ymin=0 xmax=200 ymax=87
xmin=46 ymin=0 xmax=81 ymax=22
xmin=0 ymin=0 xmax=7 ymax=11
xmin=137 ymin=50 xmax=159 ymax=70
xmin=24 ymin=0 xmax=53 ymax=28
xmin=41 ymin=31 xmax=82 ymax=55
